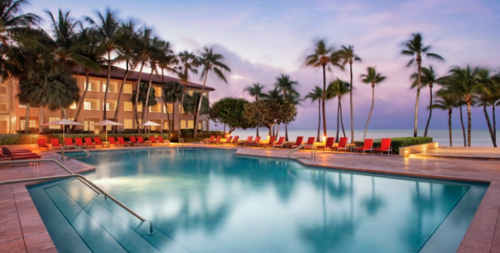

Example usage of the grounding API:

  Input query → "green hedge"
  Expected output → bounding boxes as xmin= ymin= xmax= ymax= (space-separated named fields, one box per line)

xmin=0 ymin=133 xmax=170 ymax=145
xmin=354 ymin=137 xmax=433 ymax=154
xmin=0 ymin=134 xmax=39 ymax=145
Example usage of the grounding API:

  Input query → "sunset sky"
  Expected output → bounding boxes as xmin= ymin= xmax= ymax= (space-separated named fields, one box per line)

xmin=26 ymin=0 xmax=500 ymax=130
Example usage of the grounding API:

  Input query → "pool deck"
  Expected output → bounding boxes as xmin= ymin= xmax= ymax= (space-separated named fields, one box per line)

xmin=1 ymin=144 xmax=500 ymax=252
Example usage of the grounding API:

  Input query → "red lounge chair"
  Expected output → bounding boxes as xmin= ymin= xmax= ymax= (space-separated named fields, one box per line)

xmin=332 ymin=137 xmax=348 ymax=152
xmin=65 ymin=138 xmax=75 ymax=149
xmin=230 ymin=136 xmax=239 ymax=146
xmin=251 ymin=136 xmax=261 ymax=146
xmin=318 ymin=137 xmax=335 ymax=152
xmin=373 ymin=138 xmax=392 ymax=155
xmin=221 ymin=136 xmax=232 ymax=146
xmin=212 ymin=135 xmax=222 ymax=145
xmin=203 ymin=135 xmax=215 ymax=144
xmin=240 ymin=136 xmax=253 ymax=146
xmin=303 ymin=137 xmax=316 ymax=149
xmin=355 ymin=139 xmax=374 ymax=154
xmin=157 ymin=136 xmax=168 ymax=145
xmin=260 ymin=136 xmax=276 ymax=149
xmin=51 ymin=138 xmax=62 ymax=150
xmin=75 ymin=138 xmax=87 ymax=149
xmin=117 ymin=137 xmax=130 ymax=147
xmin=37 ymin=139 xmax=49 ymax=151
xmin=150 ymin=137 xmax=158 ymax=145
xmin=272 ymin=137 xmax=286 ymax=149
xmin=137 ymin=137 xmax=146 ymax=145
xmin=10 ymin=153 xmax=41 ymax=160
xmin=109 ymin=137 xmax=119 ymax=147
xmin=129 ymin=136 xmax=141 ymax=146
xmin=84 ymin=138 xmax=96 ymax=148
xmin=93 ymin=137 xmax=104 ymax=147
xmin=290 ymin=136 xmax=304 ymax=149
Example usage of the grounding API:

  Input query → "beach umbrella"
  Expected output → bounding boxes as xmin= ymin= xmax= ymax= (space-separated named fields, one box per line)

xmin=92 ymin=120 xmax=123 ymax=144
xmin=139 ymin=120 xmax=161 ymax=139
xmin=44 ymin=119 xmax=83 ymax=142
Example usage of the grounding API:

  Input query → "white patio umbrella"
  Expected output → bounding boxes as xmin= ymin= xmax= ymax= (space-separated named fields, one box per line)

xmin=92 ymin=120 xmax=123 ymax=143
xmin=139 ymin=120 xmax=161 ymax=139
xmin=44 ymin=119 xmax=83 ymax=141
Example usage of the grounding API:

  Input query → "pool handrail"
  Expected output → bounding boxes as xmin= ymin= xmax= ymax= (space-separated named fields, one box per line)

xmin=62 ymin=145 xmax=90 ymax=161
xmin=287 ymin=144 xmax=316 ymax=161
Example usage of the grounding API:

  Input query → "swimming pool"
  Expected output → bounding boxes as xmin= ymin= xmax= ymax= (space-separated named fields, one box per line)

xmin=29 ymin=148 xmax=487 ymax=253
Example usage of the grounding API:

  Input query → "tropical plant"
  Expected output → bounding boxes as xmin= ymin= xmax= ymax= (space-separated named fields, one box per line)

xmin=401 ymin=33 xmax=444 ymax=137
xmin=305 ymin=86 xmax=323 ymax=141
xmin=141 ymin=36 xmax=163 ymax=123
xmin=210 ymin=97 xmax=255 ymax=134
xmin=476 ymin=70 xmax=499 ymax=147
xmin=193 ymin=47 xmax=231 ymax=137
xmin=336 ymin=45 xmax=361 ymax=143
xmin=162 ymin=81 xmax=183 ymax=134
xmin=244 ymin=83 xmax=265 ymax=136
xmin=361 ymin=67 xmax=386 ymax=140
xmin=0 ymin=0 xmax=40 ymax=28
xmin=243 ymin=99 xmax=297 ymax=137
xmin=305 ymin=39 xmax=341 ymax=137
xmin=410 ymin=66 xmax=439 ymax=137
xmin=176 ymin=50 xmax=200 ymax=137
xmin=275 ymin=74 xmax=298 ymax=140
xmin=131 ymin=82 xmax=157 ymax=111
xmin=326 ymin=78 xmax=351 ymax=141
xmin=284 ymin=92 xmax=301 ymax=141
xmin=431 ymin=93 xmax=457 ymax=146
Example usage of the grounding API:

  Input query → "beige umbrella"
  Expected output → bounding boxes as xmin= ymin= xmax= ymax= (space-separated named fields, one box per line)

xmin=44 ymin=119 xmax=83 ymax=141
xmin=139 ymin=120 xmax=161 ymax=139
xmin=92 ymin=120 xmax=123 ymax=144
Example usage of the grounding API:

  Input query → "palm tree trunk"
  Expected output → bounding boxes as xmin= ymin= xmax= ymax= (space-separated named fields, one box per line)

xmin=276 ymin=124 xmax=280 ymax=137
xmin=178 ymin=80 xmax=188 ymax=139
xmin=38 ymin=106 xmax=44 ymax=134
xmin=285 ymin=123 xmax=288 ymax=141
xmin=165 ymin=103 xmax=171 ymax=135
xmin=349 ymin=62 xmax=354 ymax=143
xmin=73 ymin=71 xmax=90 ymax=131
xmin=448 ymin=109 xmax=452 ymax=147
xmin=364 ymin=85 xmax=375 ymax=140
xmin=340 ymin=100 xmax=346 ymax=137
xmin=194 ymin=69 xmax=209 ymax=138
xmin=142 ymin=68 xmax=154 ymax=122
xmin=317 ymin=99 xmax=321 ymax=141
xmin=336 ymin=96 xmax=340 ymax=142
xmin=223 ymin=123 xmax=226 ymax=136
xmin=424 ymin=85 xmax=433 ymax=137
xmin=134 ymin=62 xmax=145 ymax=130
xmin=103 ymin=50 xmax=111 ymax=126
xmin=413 ymin=59 xmax=422 ymax=137
xmin=113 ymin=63 xmax=130 ymax=133
xmin=493 ymin=105 xmax=497 ymax=147
xmin=24 ymin=103 xmax=30 ymax=134
xmin=255 ymin=95 xmax=259 ymax=137
xmin=322 ymin=64 xmax=327 ymax=137
xmin=467 ymin=102 xmax=471 ymax=147
xmin=459 ymin=104 xmax=466 ymax=147
xmin=483 ymin=103 xmax=496 ymax=147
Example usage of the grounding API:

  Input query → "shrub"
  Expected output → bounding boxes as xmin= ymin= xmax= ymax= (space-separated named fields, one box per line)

xmin=355 ymin=137 xmax=433 ymax=154
xmin=0 ymin=134 xmax=38 ymax=145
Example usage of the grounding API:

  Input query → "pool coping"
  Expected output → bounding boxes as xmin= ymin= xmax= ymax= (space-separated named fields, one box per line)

xmin=1 ymin=144 xmax=500 ymax=252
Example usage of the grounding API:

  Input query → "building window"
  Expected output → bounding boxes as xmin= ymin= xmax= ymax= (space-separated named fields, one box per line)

xmin=0 ymin=103 xmax=7 ymax=112
xmin=84 ymin=99 xmax=100 ymax=110
xmin=137 ymin=104 xmax=142 ymax=112
xmin=103 ymin=101 xmax=117 ymax=111
xmin=149 ymin=103 xmax=162 ymax=113
xmin=103 ymin=82 xmax=118 ymax=93
xmin=187 ymin=120 xmax=194 ymax=129
xmin=124 ymin=84 xmax=133 ymax=94
xmin=83 ymin=119 xmax=97 ymax=131
xmin=124 ymin=101 xmax=133 ymax=112
xmin=181 ymin=120 xmax=187 ymax=129
xmin=86 ymin=81 xmax=99 ymax=91
xmin=124 ymin=119 xmax=133 ymax=129
xmin=154 ymin=87 xmax=162 ymax=97
xmin=69 ymin=103 xmax=77 ymax=109
xmin=164 ymin=104 xmax=173 ymax=113
xmin=188 ymin=90 xmax=194 ymax=96
xmin=19 ymin=104 xmax=26 ymax=108
xmin=179 ymin=105 xmax=185 ymax=114
xmin=20 ymin=120 xmax=36 ymax=130
xmin=199 ymin=122 xmax=202 ymax=130
xmin=49 ymin=117 xmax=60 ymax=129
xmin=0 ymin=86 xmax=6 ymax=95
xmin=164 ymin=121 xmax=169 ymax=130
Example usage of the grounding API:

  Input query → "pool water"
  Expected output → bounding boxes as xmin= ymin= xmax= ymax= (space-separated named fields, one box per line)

xmin=29 ymin=149 xmax=487 ymax=253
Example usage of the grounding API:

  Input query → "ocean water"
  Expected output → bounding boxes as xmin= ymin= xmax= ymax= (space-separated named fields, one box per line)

xmin=227 ymin=129 xmax=499 ymax=147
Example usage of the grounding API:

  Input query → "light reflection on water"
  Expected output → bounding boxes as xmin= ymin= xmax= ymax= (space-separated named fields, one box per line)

xmin=61 ymin=149 xmax=469 ymax=253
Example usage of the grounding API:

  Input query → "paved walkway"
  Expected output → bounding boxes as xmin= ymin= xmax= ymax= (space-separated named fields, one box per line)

xmin=1 ymin=144 xmax=500 ymax=252
xmin=410 ymin=146 xmax=500 ymax=161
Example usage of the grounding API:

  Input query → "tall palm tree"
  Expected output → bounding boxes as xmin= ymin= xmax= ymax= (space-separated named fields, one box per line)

xmin=141 ymin=36 xmax=163 ymax=123
xmin=361 ymin=67 xmax=386 ymax=140
xmin=157 ymin=41 xmax=177 ymax=133
xmin=476 ymin=70 xmax=499 ymax=147
xmin=177 ymin=50 xmax=200 ymax=138
xmin=305 ymin=86 xmax=323 ymax=141
xmin=45 ymin=9 xmax=79 ymax=65
xmin=305 ymin=39 xmax=340 ymax=137
xmin=261 ymin=87 xmax=282 ymax=136
xmin=85 ymin=9 xmax=121 ymax=122
xmin=284 ymin=92 xmax=301 ymax=141
xmin=439 ymin=66 xmax=484 ymax=147
xmin=326 ymin=78 xmax=351 ymax=141
xmin=0 ymin=0 xmax=40 ymax=29
xmin=430 ymin=94 xmax=457 ymax=147
xmin=194 ymin=47 xmax=231 ymax=137
xmin=275 ymin=74 xmax=298 ymax=141
xmin=244 ymin=83 xmax=264 ymax=136
xmin=410 ymin=66 xmax=439 ymax=137
xmin=162 ymin=81 xmax=183 ymax=135
xmin=336 ymin=45 xmax=361 ymax=143
xmin=401 ymin=33 xmax=444 ymax=137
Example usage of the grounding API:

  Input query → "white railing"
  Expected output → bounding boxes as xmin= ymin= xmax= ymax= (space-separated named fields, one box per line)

xmin=287 ymin=144 xmax=316 ymax=161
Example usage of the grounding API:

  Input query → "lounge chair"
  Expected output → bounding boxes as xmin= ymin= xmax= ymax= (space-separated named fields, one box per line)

xmin=251 ymin=136 xmax=261 ymax=146
xmin=51 ymin=138 xmax=62 ymax=150
xmin=290 ymin=136 xmax=304 ymax=149
xmin=203 ymin=135 xmax=215 ymax=144
xmin=318 ymin=137 xmax=335 ymax=152
xmin=84 ymin=138 xmax=96 ymax=148
xmin=331 ymin=137 xmax=348 ymax=152
xmin=129 ymin=136 xmax=141 ymax=146
xmin=272 ymin=137 xmax=286 ymax=149
xmin=93 ymin=137 xmax=104 ymax=148
xmin=211 ymin=135 xmax=222 ymax=145
xmin=221 ymin=136 xmax=233 ymax=146
xmin=373 ymin=138 xmax=392 ymax=155
xmin=1 ymin=148 xmax=41 ymax=160
xmin=240 ymin=136 xmax=253 ymax=146
xmin=230 ymin=136 xmax=239 ymax=146
xmin=117 ymin=137 xmax=130 ymax=147
xmin=355 ymin=139 xmax=374 ymax=154
xmin=157 ymin=136 xmax=169 ymax=145
xmin=36 ymin=139 xmax=49 ymax=151
xmin=150 ymin=137 xmax=158 ymax=145
xmin=65 ymin=138 xmax=75 ymax=149
xmin=260 ymin=136 xmax=276 ymax=149
xmin=109 ymin=137 xmax=119 ymax=147
xmin=303 ymin=137 xmax=316 ymax=149
xmin=74 ymin=138 xmax=87 ymax=149
xmin=137 ymin=137 xmax=146 ymax=146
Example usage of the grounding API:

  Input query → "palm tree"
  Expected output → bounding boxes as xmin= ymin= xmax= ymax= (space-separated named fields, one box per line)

xmin=401 ymin=33 xmax=444 ymax=137
xmin=261 ymin=87 xmax=282 ymax=136
xmin=361 ymin=67 xmax=386 ymax=140
xmin=284 ymin=92 xmax=301 ymax=141
xmin=336 ymin=45 xmax=361 ymax=143
xmin=275 ymin=74 xmax=298 ymax=141
xmin=45 ymin=9 xmax=79 ymax=65
xmin=244 ymin=83 xmax=265 ymax=136
xmin=305 ymin=39 xmax=340 ymax=137
xmin=439 ymin=66 xmax=484 ymax=147
xmin=430 ymin=94 xmax=457 ymax=146
xmin=85 ymin=9 xmax=121 ymax=123
xmin=176 ymin=50 xmax=200 ymax=138
xmin=157 ymin=41 xmax=177 ymax=133
xmin=305 ymin=86 xmax=323 ymax=141
xmin=0 ymin=0 xmax=40 ymax=29
xmin=162 ymin=81 xmax=183 ymax=135
xmin=194 ymin=47 xmax=231 ymax=137
xmin=410 ymin=66 xmax=439 ymax=137
xmin=476 ymin=70 xmax=499 ymax=147
xmin=141 ymin=36 xmax=163 ymax=123
xmin=326 ymin=78 xmax=351 ymax=141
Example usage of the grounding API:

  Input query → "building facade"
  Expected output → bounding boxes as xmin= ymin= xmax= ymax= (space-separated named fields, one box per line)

xmin=1 ymin=70 xmax=215 ymax=133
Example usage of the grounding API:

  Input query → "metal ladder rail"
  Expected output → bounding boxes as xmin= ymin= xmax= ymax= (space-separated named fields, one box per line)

xmin=286 ymin=144 xmax=316 ymax=161
xmin=0 ymin=159 xmax=100 ymax=194
xmin=61 ymin=145 xmax=91 ymax=161
xmin=177 ymin=138 xmax=184 ymax=154
xmin=0 ymin=174 xmax=154 ymax=235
